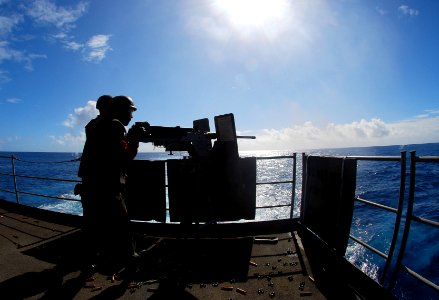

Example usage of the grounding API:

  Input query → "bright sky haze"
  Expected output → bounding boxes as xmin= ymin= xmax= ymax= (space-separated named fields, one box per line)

xmin=0 ymin=0 xmax=438 ymax=152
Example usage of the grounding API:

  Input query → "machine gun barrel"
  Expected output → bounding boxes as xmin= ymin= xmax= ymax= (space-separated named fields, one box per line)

xmin=201 ymin=134 xmax=256 ymax=140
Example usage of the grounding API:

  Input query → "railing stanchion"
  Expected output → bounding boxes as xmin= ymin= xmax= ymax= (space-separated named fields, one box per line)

xmin=380 ymin=151 xmax=406 ymax=286
xmin=300 ymin=153 xmax=307 ymax=221
xmin=11 ymin=155 xmax=20 ymax=204
xmin=388 ymin=151 xmax=417 ymax=291
xmin=290 ymin=153 xmax=297 ymax=219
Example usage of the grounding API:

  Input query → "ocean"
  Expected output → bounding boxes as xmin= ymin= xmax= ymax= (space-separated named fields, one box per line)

xmin=0 ymin=142 xmax=438 ymax=299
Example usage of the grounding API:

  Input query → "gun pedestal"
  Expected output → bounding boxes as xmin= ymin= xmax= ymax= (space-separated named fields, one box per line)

xmin=167 ymin=155 xmax=256 ymax=223
xmin=169 ymin=114 xmax=255 ymax=223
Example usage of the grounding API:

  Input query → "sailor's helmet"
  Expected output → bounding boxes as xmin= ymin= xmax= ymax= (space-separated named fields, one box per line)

xmin=96 ymin=95 xmax=112 ymax=111
xmin=111 ymin=95 xmax=137 ymax=112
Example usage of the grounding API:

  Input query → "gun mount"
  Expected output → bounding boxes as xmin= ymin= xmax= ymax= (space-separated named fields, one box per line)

xmin=126 ymin=114 xmax=258 ymax=223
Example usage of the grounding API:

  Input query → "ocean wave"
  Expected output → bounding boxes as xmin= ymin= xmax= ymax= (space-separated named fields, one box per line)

xmin=38 ymin=199 xmax=82 ymax=216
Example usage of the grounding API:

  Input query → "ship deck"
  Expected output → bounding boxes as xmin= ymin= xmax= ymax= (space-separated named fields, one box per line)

xmin=0 ymin=200 xmax=330 ymax=300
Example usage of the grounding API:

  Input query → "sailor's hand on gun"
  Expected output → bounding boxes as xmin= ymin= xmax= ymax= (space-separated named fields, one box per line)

xmin=128 ymin=121 xmax=150 ymax=144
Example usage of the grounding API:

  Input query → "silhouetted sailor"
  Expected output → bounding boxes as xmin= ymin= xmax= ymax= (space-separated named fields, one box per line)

xmin=77 ymin=95 xmax=144 ymax=277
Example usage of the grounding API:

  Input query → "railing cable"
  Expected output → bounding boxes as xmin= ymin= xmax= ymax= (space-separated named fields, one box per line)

xmin=13 ymin=157 xmax=81 ymax=164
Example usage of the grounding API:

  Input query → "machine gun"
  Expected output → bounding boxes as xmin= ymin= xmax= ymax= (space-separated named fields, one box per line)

xmin=133 ymin=114 xmax=255 ymax=158
xmin=125 ymin=114 xmax=258 ymax=223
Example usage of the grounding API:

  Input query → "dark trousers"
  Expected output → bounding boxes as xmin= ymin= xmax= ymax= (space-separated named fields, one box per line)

xmin=80 ymin=182 xmax=135 ymax=267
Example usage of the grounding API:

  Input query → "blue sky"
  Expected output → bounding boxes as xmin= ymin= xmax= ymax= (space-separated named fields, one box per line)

xmin=0 ymin=0 xmax=438 ymax=153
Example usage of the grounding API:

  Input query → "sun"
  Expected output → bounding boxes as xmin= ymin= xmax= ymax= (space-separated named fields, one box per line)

xmin=213 ymin=0 xmax=289 ymax=28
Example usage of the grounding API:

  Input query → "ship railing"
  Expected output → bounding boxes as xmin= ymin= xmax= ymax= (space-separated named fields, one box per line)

xmin=345 ymin=153 xmax=405 ymax=289
xmin=251 ymin=154 xmax=297 ymax=220
xmin=158 ymin=155 xmax=298 ymax=223
xmin=345 ymin=152 xmax=439 ymax=295
xmin=0 ymin=155 xmax=81 ymax=205
xmin=0 ymin=154 xmax=298 ymax=223
xmin=388 ymin=152 xmax=439 ymax=293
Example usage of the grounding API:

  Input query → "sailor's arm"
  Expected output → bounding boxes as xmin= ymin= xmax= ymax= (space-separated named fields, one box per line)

xmin=112 ymin=120 xmax=139 ymax=160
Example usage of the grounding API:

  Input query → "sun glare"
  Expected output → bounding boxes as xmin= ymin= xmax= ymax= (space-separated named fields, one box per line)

xmin=214 ymin=0 xmax=288 ymax=28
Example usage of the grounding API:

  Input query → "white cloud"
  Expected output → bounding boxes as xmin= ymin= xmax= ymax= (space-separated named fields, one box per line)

xmin=50 ymin=132 xmax=85 ymax=150
xmin=26 ymin=1 xmax=114 ymax=64
xmin=0 ymin=40 xmax=46 ymax=71
xmin=50 ymin=100 xmax=99 ymax=150
xmin=330 ymin=118 xmax=390 ymax=138
xmin=0 ymin=69 xmax=10 ymax=83
xmin=238 ymin=116 xmax=439 ymax=151
xmin=51 ymin=32 xmax=67 ymax=39
xmin=0 ymin=8 xmax=47 ymax=73
xmin=83 ymin=34 xmax=112 ymax=62
xmin=24 ymin=53 xmax=47 ymax=71
xmin=26 ymin=0 xmax=88 ymax=30
xmin=0 ymin=5 xmax=53 ymax=71
xmin=0 ymin=0 xmax=108 ymax=77
xmin=63 ymin=100 xmax=97 ymax=128
xmin=6 ymin=97 xmax=21 ymax=104
xmin=0 ymin=40 xmax=23 ymax=61
xmin=375 ymin=6 xmax=387 ymax=16
xmin=0 ymin=15 xmax=23 ymax=36
xmin=60 ymin=34 xmax=112 ymax=63
xmin=398 ymin=5 xmax=419 ymax=17
xmin=425 ymin=109 xmax=439 ymax=115
xmin=63 ymin=40 xmax=83 ymax=51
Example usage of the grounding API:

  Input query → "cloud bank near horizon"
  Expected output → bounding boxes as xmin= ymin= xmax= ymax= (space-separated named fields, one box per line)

xmin=237 ymin=113 xmax=439 ymax=151
xmin=50 ymin=102 xmax=439 ymax=152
